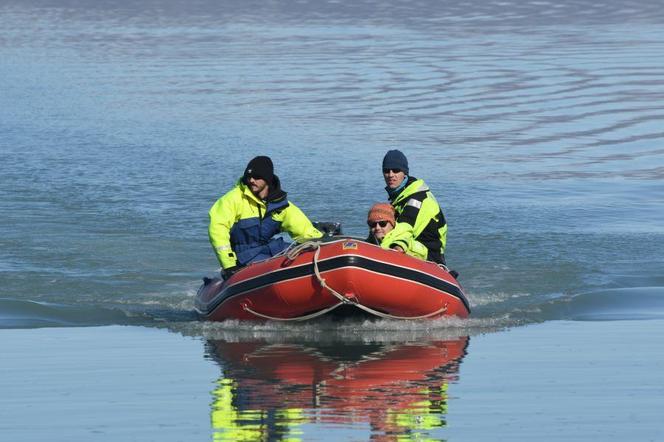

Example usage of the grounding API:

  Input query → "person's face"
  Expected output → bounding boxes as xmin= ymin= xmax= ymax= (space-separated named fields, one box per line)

xmin=383 ymin=168 xmax=406 ymax=189
xmin=368 ymin=219 xmax=393 ymax=241
xmin=247 ymin=176 xmax=269 ymax=198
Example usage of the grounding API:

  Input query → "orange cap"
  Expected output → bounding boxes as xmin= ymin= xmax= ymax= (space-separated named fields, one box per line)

xmin=367 ymin=203 xmax=396 ymax=226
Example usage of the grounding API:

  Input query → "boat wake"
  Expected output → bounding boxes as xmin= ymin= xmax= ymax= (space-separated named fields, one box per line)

xmin=0 ymin=297 xmax=196 ymax=329
xmin=3 ymin=285 xmax=662 ymax=334
xmin=469 ymin=286 xmax=664 ymax=323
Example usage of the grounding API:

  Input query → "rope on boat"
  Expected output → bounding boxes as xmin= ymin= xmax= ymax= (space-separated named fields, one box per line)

xmin=257 ymin=240 xmax=448 ymax=321
xmin=351 ymin=298 xmax=448 ymax=320
xmin=243 ymin=301 xmax=344 ymax=322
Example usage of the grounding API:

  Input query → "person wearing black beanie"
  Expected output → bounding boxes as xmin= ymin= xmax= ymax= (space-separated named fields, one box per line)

xmin=243 ymin=156 xmax=274 ymax=186
xmin=240 ymin=155 xmax=275 ymax=201
xmin=208 ymin=155 xmax=322 ymax=278
xmin=379 ymin=150 xmax=449 ymax=265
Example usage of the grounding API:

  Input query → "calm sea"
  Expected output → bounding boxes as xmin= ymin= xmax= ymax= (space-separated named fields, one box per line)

xmin=1 ymin=0 xmax=663 ymax=440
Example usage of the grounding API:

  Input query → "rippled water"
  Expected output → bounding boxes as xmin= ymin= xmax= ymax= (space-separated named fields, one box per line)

xmin=1 ymin=0 xmax=664 ymax=439
xmin=2 ymin=0 xmax=663 ymax=329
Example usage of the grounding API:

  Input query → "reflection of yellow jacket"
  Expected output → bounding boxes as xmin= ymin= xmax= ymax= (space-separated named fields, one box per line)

xmin=208 ymin=178 xmax=322 ymax=269
xmin=211 ymin=378 xmax=306 ymax=441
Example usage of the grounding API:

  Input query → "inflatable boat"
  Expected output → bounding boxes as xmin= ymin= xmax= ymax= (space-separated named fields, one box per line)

xmin=195 ymin=237 xmax=471 ymax=321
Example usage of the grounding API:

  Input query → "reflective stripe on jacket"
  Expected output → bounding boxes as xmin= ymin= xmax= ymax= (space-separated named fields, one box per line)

xmin=208 ymin=178 xmax=322 ymax=269
xmin=382 ymin=177 xmax=447 ymax=262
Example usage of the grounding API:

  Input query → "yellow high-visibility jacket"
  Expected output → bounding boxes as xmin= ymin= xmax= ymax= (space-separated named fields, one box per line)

xmin=382 ymin=177 xmax=447 ymax=263
xmin=208 ymin=177 xmax=322 ymax=269
xmin=367 ymin=230 xmax=428 ymax=261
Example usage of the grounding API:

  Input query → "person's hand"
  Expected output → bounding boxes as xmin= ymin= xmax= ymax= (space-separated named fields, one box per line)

xmin=222 ymin=265 xmax=240 ymax=280
xmin=391 ymin=245 xmax=405 ymax=253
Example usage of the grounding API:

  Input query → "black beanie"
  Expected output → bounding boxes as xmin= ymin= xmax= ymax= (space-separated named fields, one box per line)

xmin=243 ymin=156 xmax=274 ymax=183
xmin=382 ymin=150 xmax=409 ymax=174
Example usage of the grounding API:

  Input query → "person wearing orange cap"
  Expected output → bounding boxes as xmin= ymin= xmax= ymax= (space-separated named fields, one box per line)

xmin=366 ymin=203 xmax=428 ymax=260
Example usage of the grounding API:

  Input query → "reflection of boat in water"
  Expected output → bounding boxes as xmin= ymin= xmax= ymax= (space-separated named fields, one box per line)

xmin=196 ymin=238 xmax=471 ymax=322
xmin=206 ymin=336 xmax=469 ymax=441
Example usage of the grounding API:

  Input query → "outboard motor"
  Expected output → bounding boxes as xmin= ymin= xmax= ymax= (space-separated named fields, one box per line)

xmin=313 ymin=221 xmax=342 ymax=238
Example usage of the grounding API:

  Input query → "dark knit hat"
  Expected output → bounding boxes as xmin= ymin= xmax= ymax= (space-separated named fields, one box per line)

xmin=382 ymin=150 xmax=409 ymax=174
xmin=243 ymin=156 xmax=274 ymax=183
xmin=367 ymin=203 xmax=396 ymax=227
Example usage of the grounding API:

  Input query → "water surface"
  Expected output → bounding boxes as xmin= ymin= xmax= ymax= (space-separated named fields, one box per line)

xmin=1 ymin=0 xmax=664 ymax=440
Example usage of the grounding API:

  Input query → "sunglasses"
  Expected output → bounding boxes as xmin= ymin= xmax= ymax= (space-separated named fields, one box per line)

xmin=367 ymin=220 xmax=390 ymax=228
xmin=383 ymin=168 xmax=402 ymax=174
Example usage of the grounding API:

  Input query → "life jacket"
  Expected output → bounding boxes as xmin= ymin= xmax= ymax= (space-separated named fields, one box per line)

xmin=388 ymin=176 xmax=447 ymax=263
xmin=229 ymin=194 xmax=290 ymax=266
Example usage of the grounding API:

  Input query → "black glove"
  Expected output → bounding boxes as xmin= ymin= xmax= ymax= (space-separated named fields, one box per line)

xmin=222 ymin=265 xmax=240 ymax=280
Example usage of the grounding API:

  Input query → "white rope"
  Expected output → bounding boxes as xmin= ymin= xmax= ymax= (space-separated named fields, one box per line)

xmin=279 ymin=240 xmax=449 ymax=321
xmin=243 ymin=302 xmax=344 ymax=321
xmin=284 ymin=240 xmax=325 ymax=261
xmin=352 ymin=301 xmax=448 ymax=320
xmin=437 ymin=262 xmax=450 ymax=272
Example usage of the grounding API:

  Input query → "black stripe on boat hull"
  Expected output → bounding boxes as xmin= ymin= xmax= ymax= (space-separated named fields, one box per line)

xmin=199 ymin=255 xmax=471 ymax=315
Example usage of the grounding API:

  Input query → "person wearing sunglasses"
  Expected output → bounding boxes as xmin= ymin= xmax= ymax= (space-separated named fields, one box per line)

xmin=208 ymin=155 xmax=322 ymax=279
xmin=365 ymin=203 xmax=427 ymax=260
xmin=380 ymin=150 xmax=448 ymax=265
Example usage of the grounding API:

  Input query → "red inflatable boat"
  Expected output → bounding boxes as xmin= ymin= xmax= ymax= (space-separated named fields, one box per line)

xmin=195 ymin=238 xmax=471 ymax=321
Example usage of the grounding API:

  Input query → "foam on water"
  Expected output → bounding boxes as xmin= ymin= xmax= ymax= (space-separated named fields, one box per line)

xmin=4 ymin=282 xmax=663 ymax=334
